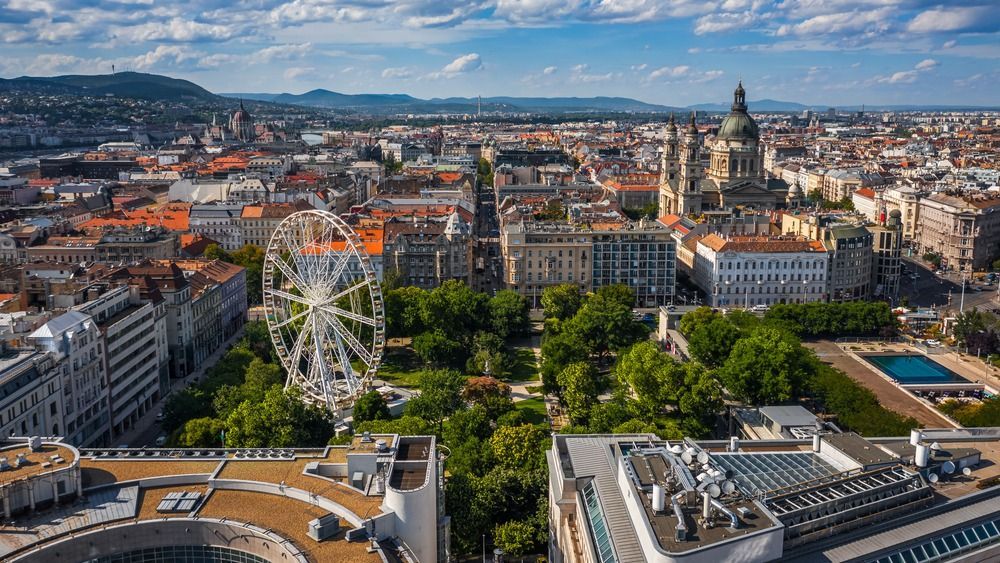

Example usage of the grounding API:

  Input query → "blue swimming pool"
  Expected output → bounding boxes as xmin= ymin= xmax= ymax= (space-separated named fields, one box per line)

xmin=863 ymin=354 xmax=971 ymax=385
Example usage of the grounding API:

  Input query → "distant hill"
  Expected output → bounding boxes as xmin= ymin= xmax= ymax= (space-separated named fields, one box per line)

xmin=688 ymin=99 xmax=811 ymax=112
xmin=221 ymin=90 xmax=682 ymax=113
xmin=0 ymin=72 xmax=217 ymax=101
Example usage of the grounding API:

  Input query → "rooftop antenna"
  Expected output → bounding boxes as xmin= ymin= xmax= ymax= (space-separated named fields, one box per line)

xmin=112 ymin=64 xmax=115 ymax=74
xmin=477 ymin=95 xmax=482 ymax=118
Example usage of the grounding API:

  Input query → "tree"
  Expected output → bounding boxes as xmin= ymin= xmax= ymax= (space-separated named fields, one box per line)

xmin=952 ymin=308 xmax=992 ymax=345
xmin=678 ymin=364 xmax=723 ymax=435
xmin=384 ymin=286 xmax=426 ymax=337
xmin=594 ymin=284 xmax=636 ymax=309
xmin=494 ymin=520 xmax=537 ymax=557
xmin=556 ymin=362 xmax=600 ymax=423
xmin=465 ymin=331 xmax=511 ymax=378
xmin=489 ymin=290 xmax=530 ymax=339
xmin=163 ymin=388 xmax=213 ymax=434
xmin=213 ymin=358 xmax=283 ymax=418
xmin=541 ymin=284 xmax=582 ymax=320
xmin=539 ymin=330 xmax=588 ymax=392
xmin=462 ymin=376 xmax=514 ymax=418
xmin=615 ymin=341 xmax=685 ymax=416
xmin=242 ymin=320 xmax=274 ymax=362
xmin=405 ymin=369 xmax=466 ymax=431
xmin=420 ymin=280 xmax=489 ymax=342
xmin=204 ymin=243 xmax=229 ymax=261
xmin=412 ymin=330 xmax=465 ymax=368
xmin=563 ymin=292 xmax=647 ymax=359
xmin=679 ymin=306 xmax=721 ymax=337
xmin=489 ymin=424 xmax=546 ymax=471
xmin=719 ymin=328 xmax=811 ymax=405
xmin=175 ymin=417 xmax=226 ymax=447
xmin=225 ymin=387 xmax=334 ymax=448
xmin=353 ymin=391 xmax=390 ymax=424
xmin=354 ymin=415 xmax=436 ymax=437
xmin=687 ymin=317 xmax=741 ymax=367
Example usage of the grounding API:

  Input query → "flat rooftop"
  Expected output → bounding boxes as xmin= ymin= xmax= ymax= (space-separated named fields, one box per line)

xmin=0 ymin=443 xmax=77 ymax=485
xmin=5 ymin=435 xmax=413 ymax=563
xmin=625 ymin=453 xmax=779 ymax=553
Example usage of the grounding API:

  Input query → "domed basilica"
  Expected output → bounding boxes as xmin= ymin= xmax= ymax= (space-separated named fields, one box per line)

xmin=659 ymin=82 xmax=790 ymax=216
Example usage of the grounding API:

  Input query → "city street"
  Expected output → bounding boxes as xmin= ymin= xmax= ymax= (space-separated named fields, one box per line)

xmin=899 ymin=256 xmax=998 ymax=313
xmin=473 ymin=182 xmax=504 ymax=295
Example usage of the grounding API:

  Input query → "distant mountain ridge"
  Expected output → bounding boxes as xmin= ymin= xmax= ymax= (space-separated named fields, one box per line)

xmin=222 ymin=89 xmax=683 ymax=113
xmin=0 ymin=72 xmax=217 ymax=101
xmin=2 ymin=72 xmax=996 ymax=112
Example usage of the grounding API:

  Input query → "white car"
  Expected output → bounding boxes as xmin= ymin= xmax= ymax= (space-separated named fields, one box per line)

xmin=750 ymin=304 xmax=770 ymax=312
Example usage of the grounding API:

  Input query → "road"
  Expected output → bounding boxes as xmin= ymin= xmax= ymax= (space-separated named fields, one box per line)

xmin=473 ymin=181 xmax=504 ymax=296
xmin=899 ymin=257 xmax=997 ymax=313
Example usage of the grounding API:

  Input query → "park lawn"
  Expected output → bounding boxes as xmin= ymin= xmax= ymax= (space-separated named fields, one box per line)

xmin=377 ymin=346 xmax=424 ymax=388
xmin=516 ymin=396 xmax=548 ymax=426
xmin=508 ymin=347 xmax=540 ymax=381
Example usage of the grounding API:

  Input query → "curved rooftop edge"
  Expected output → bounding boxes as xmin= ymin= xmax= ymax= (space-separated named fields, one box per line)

xmin=0 ymin=433 xmax=446 ymax=563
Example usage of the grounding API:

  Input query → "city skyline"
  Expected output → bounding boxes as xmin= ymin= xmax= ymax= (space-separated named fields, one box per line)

xmin=1 ymin=1 xmax=998 ymax=107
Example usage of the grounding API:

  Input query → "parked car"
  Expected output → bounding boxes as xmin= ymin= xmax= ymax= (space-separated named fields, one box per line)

xmin=750 ymin=304 xmax=770 ymax=313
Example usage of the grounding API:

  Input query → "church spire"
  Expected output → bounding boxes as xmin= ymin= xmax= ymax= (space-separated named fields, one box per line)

xmin=732 ymin=81 xmax=747 ymax=112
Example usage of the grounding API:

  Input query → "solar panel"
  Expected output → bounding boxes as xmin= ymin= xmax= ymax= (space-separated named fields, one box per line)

xmin=712 ymin=452 xmax=840 ymax=495
xmin=156 ymin=491 xmax=202 ymax=513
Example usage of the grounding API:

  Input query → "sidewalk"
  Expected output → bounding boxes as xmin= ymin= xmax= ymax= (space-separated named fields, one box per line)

xmin=115 ymin=325 xmax=247 ymax=447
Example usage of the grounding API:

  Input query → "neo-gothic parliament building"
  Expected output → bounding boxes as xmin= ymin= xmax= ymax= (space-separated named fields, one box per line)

xmin=659 ymin=82 xmax=796 ymax=216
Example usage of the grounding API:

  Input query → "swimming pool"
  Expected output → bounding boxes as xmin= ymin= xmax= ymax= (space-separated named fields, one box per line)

xmin=863 ymin=354 xmax=971 ymax=385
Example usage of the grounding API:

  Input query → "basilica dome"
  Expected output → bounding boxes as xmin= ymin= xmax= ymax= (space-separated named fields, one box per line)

xmin=716 ymin=81 xmax=759 ymax=141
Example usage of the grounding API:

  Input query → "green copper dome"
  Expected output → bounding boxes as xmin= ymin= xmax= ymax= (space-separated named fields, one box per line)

xmin=716 ymin=81 xmax=759 ymax=140
xmin=717 ymin=112 xmax=759 ymax=140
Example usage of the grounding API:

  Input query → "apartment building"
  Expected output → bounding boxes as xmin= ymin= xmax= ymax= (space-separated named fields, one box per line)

xmin=691 ymin=234 xmax=829 ymax=308
xmin=502 ymin=220 xmax=676 ymax=307
xmin=383 ymin=213 xmax=473 ymax=290
xmin=76 ymin=284 xmax=167 ymax=437
xmin=0 ymin=351 xmax=63 ymax=439
xmin=27 ymin=311 xmax=110 ymax=447
xmin=916 ymin=193 xmax=1000 ymax=271
xmin=109 ymin=262 xmax=193 ymax=379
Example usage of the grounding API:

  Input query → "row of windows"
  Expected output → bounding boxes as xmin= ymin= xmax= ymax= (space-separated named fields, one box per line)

xmin=720 ymin=260 xmax=824 ymax=270
xmin=720 ymin=272 xmax=824 ymax=282
xmin=85 ymin=545 xmax=270 ymax=563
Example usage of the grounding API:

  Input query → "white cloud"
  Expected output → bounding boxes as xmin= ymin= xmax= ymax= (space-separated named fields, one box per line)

xmin=649 ymin=65 xmax=690 ymax=80
xmin=914 ymin=58 xmax=938 ymax=71
xmin=442 ymin=52 xmax=482 ymax=74
xmin=776 ymin=8 xmax=892 ymax=37
xmin=694 ymin=11 xmax=758 ymax=34
xmin=543 ymin=65 xmax=558 ymax=75
xmin=877 ymin=70 xmax=917 ymax=84
xmin=942 ymin=40 xmax=957 ymax=49
xmin=381 ymin=67 xmax=413 ymax=79
xmin=283 ymin=66 xmax=314 ymax=80
xmin=908 ymin=6 xmax=992 ymax=33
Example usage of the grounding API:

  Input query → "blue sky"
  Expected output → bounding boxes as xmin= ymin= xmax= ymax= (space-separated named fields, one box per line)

xmin=1 ymin=0 xmax=998 ymax=106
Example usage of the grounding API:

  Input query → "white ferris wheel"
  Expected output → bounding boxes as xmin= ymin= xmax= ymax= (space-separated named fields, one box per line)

xmin=262 ymin=209 xmax=385 ymax=413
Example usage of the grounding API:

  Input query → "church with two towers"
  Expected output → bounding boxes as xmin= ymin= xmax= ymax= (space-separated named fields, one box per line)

xmin=659 ymin=82 xmax=795 ymax=216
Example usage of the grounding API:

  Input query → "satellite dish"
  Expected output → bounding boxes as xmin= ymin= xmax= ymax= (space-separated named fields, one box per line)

xmin=722 ymin=480 xmax=737 ymax=495
xmin=681 ymin=452 xmax=693 ymax=464
xmin=930 ymin=441 xmax=942 ymax=450
xmin=708 ymin=483 xmax=722 ymax=498
xmin=942 ymin=461 xmax=956 ymax=474
xmin=670 ymin=445 xmax=684 ymax=454
xmin=724 ymin=469 xmax=734 ymax=480
xmin=962 ymin=467 xmax=972 ymax=476
xmin=928 ymin=473 xmax=940 ymax=484
xmin=697 ymin=451 xmax=710 ymax=464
